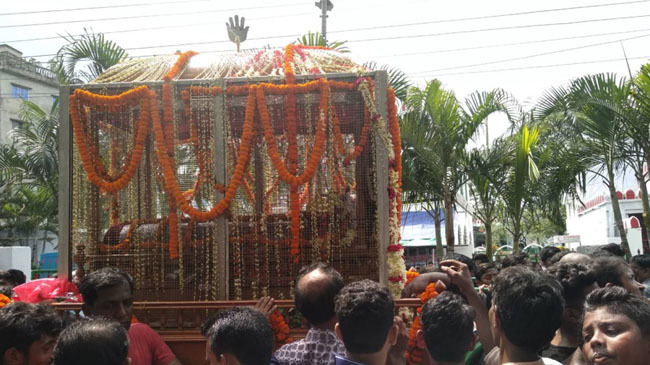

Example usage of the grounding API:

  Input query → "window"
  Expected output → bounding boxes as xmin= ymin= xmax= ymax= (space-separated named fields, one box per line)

xmin=11 ymin=119 xmax=25 ymax=130
xmin=11 ymin=84 xmax=29 ymax=100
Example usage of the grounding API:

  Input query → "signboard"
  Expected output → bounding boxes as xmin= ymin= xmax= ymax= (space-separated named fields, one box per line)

xmin=553 ymin=235 xmax=581 ymax=245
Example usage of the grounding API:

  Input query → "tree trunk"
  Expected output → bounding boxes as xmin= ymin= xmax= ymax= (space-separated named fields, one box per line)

xmin=641 ymin=152 xmax=650 ymax=254
xmin=607 ymin=164 xmax=631 ymax=259
xmin=444 ymin=187 xmax=455 ymax=255
xmin=513 ymin=222 xmax=521 ymax=253
xmin=485 ymin=222 xmax=493 ymax=262
xmin=434 ymin=201 xmax=443 ymax=262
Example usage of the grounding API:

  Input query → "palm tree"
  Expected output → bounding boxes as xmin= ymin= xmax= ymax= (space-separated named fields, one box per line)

xmin=626 ymin=64 xmax=650 ymax=253
xmin=401 ymin=121 xmax=445 ymax=258
xmin=539 ymin=73 xmax=632 ymax=257
xmin=52 ymin=29 xmax=127 ymax=83
xmin=0 ymin=100 xmax=59 ymax=246
xmin=295 ymin=31 xmax=349 ymax=53
xmin=401 ymin=80 xmax=513 ymax=254
xmin=496 ymin=123 xmax=541 ymax=251
xmin=467 ymin=138 xmax=510 ymax=261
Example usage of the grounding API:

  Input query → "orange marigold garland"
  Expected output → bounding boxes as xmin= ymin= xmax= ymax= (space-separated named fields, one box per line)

xmin=69 ymin=86 xmax=151 ymax=193
xmin=158 ymin=52 xmax=198 ymax=259
xmin=269 ymin=310 xmax=293 ymax=349
xmin=0 ymin=293 xmax=11 ymax=309
xmin=405 ymin=268 xmax=420 ymax=287
xmin=162 ymin=51 xmax=198 ymax=153
xmin=405 ymin=283 xmax=440 ymax=365
xmin=256 ymin=80 xmax=330 ymax=259
xmin=283 ymin=44 xmax=296 ymax=84
xmin=150 ymin=85 xmax=256 ymax=222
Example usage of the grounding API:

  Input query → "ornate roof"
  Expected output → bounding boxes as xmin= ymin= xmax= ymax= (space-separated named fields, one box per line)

xmin=92 ymin=45 xmax=364 ymax=83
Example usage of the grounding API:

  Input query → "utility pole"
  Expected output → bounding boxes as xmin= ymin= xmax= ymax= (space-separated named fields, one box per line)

xmin=315 ymin=1 xmax=333 ymax=44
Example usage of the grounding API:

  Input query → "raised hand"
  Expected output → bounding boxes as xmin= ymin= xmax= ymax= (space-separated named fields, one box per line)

xmin=253 ymin=296 xmax=277 ymax=318
xmin=226 ymin=15 xmax=249 ymax=44
xmin=440 ymin=259 xmax=474 ymax=294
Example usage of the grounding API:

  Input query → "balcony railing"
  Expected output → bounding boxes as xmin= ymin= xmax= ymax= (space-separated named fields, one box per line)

xmin=0 ymin=52 xmax=57 ymax=81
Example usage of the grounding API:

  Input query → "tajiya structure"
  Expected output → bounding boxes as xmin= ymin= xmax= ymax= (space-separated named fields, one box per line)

xmin=57 ymin=46 xmax=406 ymax=310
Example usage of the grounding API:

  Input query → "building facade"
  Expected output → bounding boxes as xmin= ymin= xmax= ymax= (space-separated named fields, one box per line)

xmin=0 ymin=44 xmax=59 ymax=144
xmin=565 ymin=171 xmax=646 ymax=255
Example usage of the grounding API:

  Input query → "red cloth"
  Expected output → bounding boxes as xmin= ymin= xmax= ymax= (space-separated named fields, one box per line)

xmin=127 ymin=323 xmax=176 ymax=365
xmin=12 ymin=278 xmax=82 ymax=303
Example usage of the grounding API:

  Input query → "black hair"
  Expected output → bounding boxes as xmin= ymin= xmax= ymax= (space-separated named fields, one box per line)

xmin=205 ymin=307 xmax=273 ymax=365
xmin=0 ymin=302 xmax=64 ymax=359
xmin=294 ymin=262 xmax=344 ymax=326
xmin=548 ymin=250 xmax=571 ymax=266
xmin=475 ymin=263 xmax=497 ymax=282
xmin=200 ymin=314 xmax=217 ymax=337
xmin=492 ymin=266 xmax=564 ymax=353
xmin=472 ymin=253 xmax=489 ymax=265
xmin=541 ymin=247 xmax=561 ymax=264
xmin=598 ymin=243 xmax=625 ymax=258
xmin=501 ymin=252 xmax=532 ymax=269
xmin=79 ymin=267 xmax=134 ymax=306
xmin=548 ymin=263 xmax=596 ymax=308
xmin=631 ymin=254 xmax=650 ymax=270
xmin=444 ymin=253 xmax=477 ymax=275
xmin=53 ymin=317 xmax=128 ymax=365
xmin=7 ymin=270 xmax=26 ymax=286
xmin=0 ymin=270 xmax=26 ymax=287
xmin=335 ymin=279 xmax=394 ymax=354
xmin=420 ymin=291 xmax=475 ymax=362
xmin=592 ymin=257 xmax=631 ymax=288
xmin=583 ymin=286 xmax=650 ymax=337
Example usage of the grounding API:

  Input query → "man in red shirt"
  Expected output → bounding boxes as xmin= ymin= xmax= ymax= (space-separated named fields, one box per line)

xmin=79 ymin=267 xmax=181 ymax=365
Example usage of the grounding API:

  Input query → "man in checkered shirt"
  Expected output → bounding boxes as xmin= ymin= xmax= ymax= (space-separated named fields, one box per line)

xmin=275 ymin=263 xmax=346 ymax=365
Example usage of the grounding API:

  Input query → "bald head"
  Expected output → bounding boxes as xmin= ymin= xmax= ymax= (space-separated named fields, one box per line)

xmin=559 ymin=253 xmax=591 ymax=265
xmin=294 ymin=263 xmax=344 ymax=326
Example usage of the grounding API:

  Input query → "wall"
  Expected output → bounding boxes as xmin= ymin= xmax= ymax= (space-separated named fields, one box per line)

xmin=0 ymin=246 xmax=31 ymax=281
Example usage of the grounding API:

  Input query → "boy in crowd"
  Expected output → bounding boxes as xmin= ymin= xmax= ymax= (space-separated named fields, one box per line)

xmin=442 ymin=261 xmax=564 ymax=365
xmin=274 ymin=263 xmax=346 ymax=364
xmin=0 ymin=302 xmax=63 ymax=365
xmin=630 ymin=254 xmax=650 ymax=298
xmin=53 ymin=317 xmax=130 ymax=365
xmin=541 ymin=246 xmax=561 ymax=271
xmin=418 ymin=291 xmax=476 ymax=365
xmin=201 ymin=307 xmax=276 ymax=365
xmin=581 ymin=286 xmax=650 ymax=365
xmin=486 ymin=266 xmax=565 ymax=365
xmin=542 ymin=263 xmax=597 ymax=363
xmin=79 ymin=267 xmax=181 ymax=365
xmin=334 ymin=279 xmax=407 ymax=365
xmin=592 ymin=257 xmax=645 ymax=296
xmin=475 ymin=263 xmax=498 ymax=288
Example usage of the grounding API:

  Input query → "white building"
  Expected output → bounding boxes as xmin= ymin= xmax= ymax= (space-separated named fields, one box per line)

xmin=565 ymin=171 xmax=646 ymax=255
xmin=400 ymin=184 xmax=476 ymax=266
xmin=0 ymin=44 xmax=59 ymax=144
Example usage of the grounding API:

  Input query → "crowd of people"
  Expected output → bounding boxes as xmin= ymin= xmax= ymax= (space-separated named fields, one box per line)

xmin=0 ymin=244 xmax=649 ymax=365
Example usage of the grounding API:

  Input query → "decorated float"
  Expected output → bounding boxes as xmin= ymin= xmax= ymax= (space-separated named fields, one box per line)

xmin=58 ymin=43 xmax=406 ymax=325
